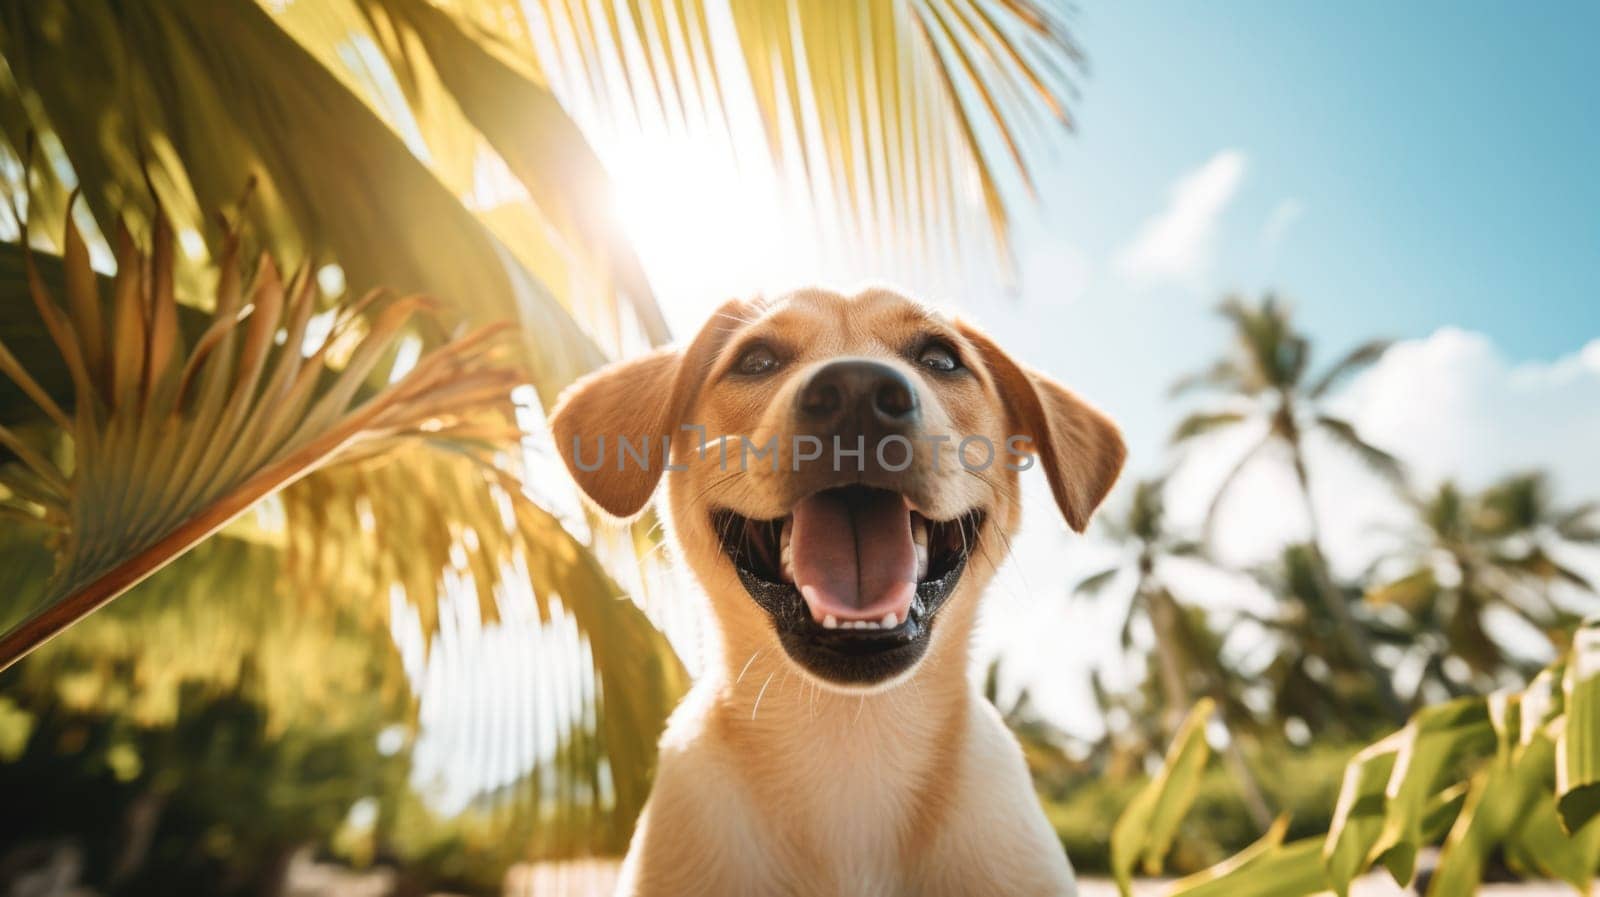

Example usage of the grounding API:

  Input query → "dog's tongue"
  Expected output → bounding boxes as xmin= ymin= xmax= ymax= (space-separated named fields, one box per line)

xmin=790 ymin=489 xmax=916 ymax=623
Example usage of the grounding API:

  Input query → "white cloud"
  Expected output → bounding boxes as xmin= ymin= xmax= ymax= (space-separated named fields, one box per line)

xmin=1339 ymin=329 xmax=1600 ymax=495
xmin=1113 ymin=150 xmax=1247 ymax=288
xmin=1261 ymin=198 xmax=1304 ymax=251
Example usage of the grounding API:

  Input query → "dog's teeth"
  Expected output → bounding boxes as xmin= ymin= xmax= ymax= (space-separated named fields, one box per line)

xmin=823 ymin=614 xmax=838 ymax=629
xmin=779 ymin=519 xmax=794 ymax=582
xmin=882 ymin=612 xmax=897 ymax=628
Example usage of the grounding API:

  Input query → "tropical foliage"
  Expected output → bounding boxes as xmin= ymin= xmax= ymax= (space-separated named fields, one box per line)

xmin=1111 ymin=617 xmax=1600 ymax=897
xmin=0 ymin=203 xmax=521 ymax=667
xmin=0 ymin=0 xmax=1085 ymax=892
xmin=1071 ymin=296 xmax=1600 ymax=891
xmin=1367 ymin=474 xmax=1599 ymax=695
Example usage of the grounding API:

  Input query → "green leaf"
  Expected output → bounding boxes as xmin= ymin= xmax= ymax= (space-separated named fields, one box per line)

xmin=1364 ymin=568 xmax=1438 ymax=615
xmin=1 ymin=0 xmax=605 ymax=405
xmin=1167 ymin=820 xmax=1326 ymax=897
xmin=1558 ymin=616 xmax=1600 ymax=834
xmin=1170 ymin=410 xmax=1246 ymax=445
xmin=1427 ymin=731 xmax=1553 ymax=896
xmin=1510 ymin=791 xmax=1600 ymax=891
xmin=1315 ymin=414 xmax=1405 ymax=487
xmin=1109 ymin=697 xmax=1214 ymax=895
xmin=1307 ymin=338 xmax=1392 ymax=399
xmin=0 ymin=209 xmax=521 ymax=671
xmin=1071 ymin=566 xmax=1120 ymax=599
xmin=1321 ymin=733 xmax=1401 ymax=895
xmin=1368 ymin=698 xmax=1496 ymax=886
xmin=374 ymin=0 xmax=666 ymax=337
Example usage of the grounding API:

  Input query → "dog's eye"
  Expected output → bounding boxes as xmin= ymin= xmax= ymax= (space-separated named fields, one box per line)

xmin=917 ymin=342 xmax=961 ymax=373
xmin=735 ymin=344 xmax=781 ymax=376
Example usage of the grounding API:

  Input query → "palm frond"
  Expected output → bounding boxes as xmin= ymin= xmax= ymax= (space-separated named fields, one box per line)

xmin=269 ymin=0 xmax=670 ymax=354
xmin=1364 ymin=567 xmax=1439 ymax=615
xmin=1554 ymin=502 xmax=1600 ymax=544
xmin=1170 ymin=410 xmax=1247 ymax=445
xmin=0 ymin=207 xmax=521 ymax=670
xmin=1307 ymin=338 xmax=1391 ymax=399
xmin=1217 ymin=293 xmax=1304 ymax=391
xmin=0 ymin=0 xmax=616 ymax=404
xmin=1314 ymin=414 xmax=1405 ymax=488
xmin=1072 ymin=566 xmax=1121 ymax=600
xmin=1494 ymin=547 xmax=1598 ymax=593
xmin=524 ymin=0 xmax=1084 ymax=267
xmin=1475 ymin=471 xmax=1551 ymax=536
xmin=1168 ymin=359 xmax=1245 ymax=398
xmin=1165 ymin=539 xmax=1204 ymax=559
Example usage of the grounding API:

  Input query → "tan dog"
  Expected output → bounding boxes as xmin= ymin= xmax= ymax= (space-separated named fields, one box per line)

xmin=551 ymin=287 xmax=1125 ymax=896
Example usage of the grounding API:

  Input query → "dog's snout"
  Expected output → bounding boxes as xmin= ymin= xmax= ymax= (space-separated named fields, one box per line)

xmin=797 ymin=359 xmax=920 ymax=430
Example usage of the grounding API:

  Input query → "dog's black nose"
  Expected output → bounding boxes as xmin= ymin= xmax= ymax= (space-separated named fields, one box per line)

xmin=797 ymin=359 xmax=920 ymax=429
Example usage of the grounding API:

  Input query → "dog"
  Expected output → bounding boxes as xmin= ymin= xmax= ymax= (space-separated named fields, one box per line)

xmin=551 ymin=286 xmax=1125 ymax=896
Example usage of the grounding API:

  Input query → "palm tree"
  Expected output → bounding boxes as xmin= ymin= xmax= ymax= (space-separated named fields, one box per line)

xmin=1074 ymin=478 xmax=1271 ymax=824
xmin=0 ymin=0 xmax=1087 ymax=882
xmin=1239 ymin=544 xmax=1412 ymax=740
xmin=1171 ymin=294 xmax=1408 ymax=723
xmin=1367 ymin=473 xmax=1600 ymax=697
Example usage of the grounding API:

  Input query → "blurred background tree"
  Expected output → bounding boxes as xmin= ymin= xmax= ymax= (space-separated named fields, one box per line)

xmin=1046 ymin=298 xmax=1600 ymax=884
xmin=1170 ymin=295 xmax=1408 ymax=724
xmin=1367 ymin=473 xmax=1599 ymax=698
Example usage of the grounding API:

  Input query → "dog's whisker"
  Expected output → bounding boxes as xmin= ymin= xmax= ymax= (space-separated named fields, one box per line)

xmin=735 ymin=649 xmax=763 ymax=686
xmin=751 ymin=672 xmax=776 ymax=721
xmin=963 ymin=466 xmax=1023 ymax=510
xmin=689 ymin=466 xmax=744 ymax=507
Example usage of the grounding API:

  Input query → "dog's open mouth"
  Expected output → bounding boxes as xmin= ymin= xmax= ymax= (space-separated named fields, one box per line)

xmin=712 ymin=485 xmax=984 ymax=685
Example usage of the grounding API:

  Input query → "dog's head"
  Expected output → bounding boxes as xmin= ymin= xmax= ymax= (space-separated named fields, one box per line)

xmin=551 ymin=287 xmax=1124 ymax=690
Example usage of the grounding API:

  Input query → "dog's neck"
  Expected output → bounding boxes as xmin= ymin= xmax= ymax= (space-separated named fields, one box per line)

xmin=698 ymin=621 xmax=977 ymax=845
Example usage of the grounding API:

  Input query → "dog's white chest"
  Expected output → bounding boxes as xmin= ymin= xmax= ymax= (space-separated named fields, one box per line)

xmin=776 ymin=722 xmax=928 ymax=895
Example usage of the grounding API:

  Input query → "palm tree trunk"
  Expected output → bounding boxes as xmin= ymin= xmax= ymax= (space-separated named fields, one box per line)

xmin=1289 ymin=446 xmax=1408 ymax=725
xmin=1145 ymin=584 xmax=1189 ymax=737
xmin=1217 ymin=720 xmax=1274 ymax=829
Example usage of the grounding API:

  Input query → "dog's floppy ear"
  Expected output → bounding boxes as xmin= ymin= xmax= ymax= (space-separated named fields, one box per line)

xmin=956 ymin=322 xmax=1126 ymax=533
xmin=550 ymin=299 xmax=748 ymax=519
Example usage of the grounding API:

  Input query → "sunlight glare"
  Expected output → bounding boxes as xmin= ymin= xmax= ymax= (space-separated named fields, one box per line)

xmin=604 ymin=128 xmax=800 ymax=333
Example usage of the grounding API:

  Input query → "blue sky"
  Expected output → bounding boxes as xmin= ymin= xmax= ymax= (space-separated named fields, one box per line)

xmin=978 ymin=1 xmax=1600 ymax=463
